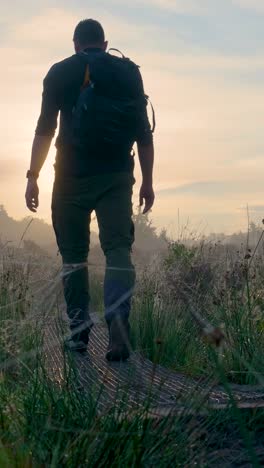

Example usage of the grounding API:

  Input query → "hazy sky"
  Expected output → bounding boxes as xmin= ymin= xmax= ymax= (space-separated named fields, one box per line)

xmin=1 ymin=0 xmax=264 ymax=236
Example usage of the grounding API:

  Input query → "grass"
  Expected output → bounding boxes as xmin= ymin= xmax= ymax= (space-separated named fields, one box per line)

xmin=131 ymin=240 xmax=264 ymax=385
xmin=131 ymin=289 xmax=264 ymax=384
xmin=0 ymin=243 xmax=264 ymax=466
xmin=0 ymin=356 xmax=263 ymax=466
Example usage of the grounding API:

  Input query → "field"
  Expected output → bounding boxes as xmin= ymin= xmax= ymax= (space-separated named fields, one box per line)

xmin=0 ymin=235 xmax=264 ymax=467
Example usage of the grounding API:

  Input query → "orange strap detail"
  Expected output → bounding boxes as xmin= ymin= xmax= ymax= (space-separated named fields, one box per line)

xmin=81 ymin=64 xmax=90 ymax=90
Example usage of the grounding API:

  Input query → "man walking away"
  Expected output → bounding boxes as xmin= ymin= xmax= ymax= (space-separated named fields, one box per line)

xmin=25 ymin=19 xmax=155 ymax=361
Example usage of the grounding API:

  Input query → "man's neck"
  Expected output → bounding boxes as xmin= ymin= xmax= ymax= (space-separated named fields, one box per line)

xmin=83 ymin=45 xmax=103 ymax=52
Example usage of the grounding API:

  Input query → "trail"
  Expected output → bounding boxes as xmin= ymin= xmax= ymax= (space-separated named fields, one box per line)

xmin=2 ymin=255 xmax=264 ymax=417
xmin=44 ymin=311 xmax=264 ymax=417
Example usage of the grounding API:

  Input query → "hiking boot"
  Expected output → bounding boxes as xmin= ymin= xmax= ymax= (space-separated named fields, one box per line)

xmin=64 ymin=323 xmax=93 ymax=355
xmin=64 ymin=337 xmax=88 ymax=354
xmin=105 ymin=315 xmax=131 ymax=362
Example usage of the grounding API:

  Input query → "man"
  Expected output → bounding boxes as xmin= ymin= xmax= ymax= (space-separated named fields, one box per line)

xmin=25 ymin=19 xmax=155 ymax=361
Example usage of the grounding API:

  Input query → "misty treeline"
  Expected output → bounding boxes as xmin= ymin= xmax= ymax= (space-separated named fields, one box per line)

xmin=0 ymin=204 xmax=264 ymax=261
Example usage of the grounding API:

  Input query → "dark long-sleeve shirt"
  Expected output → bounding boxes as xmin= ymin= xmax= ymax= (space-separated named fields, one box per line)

xmin=36 ymin=48 xmax=153 ymax=177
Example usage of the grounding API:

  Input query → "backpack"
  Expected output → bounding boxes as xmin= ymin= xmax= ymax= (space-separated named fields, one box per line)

xmin=71 ymin=49 xmax=155 ymax=153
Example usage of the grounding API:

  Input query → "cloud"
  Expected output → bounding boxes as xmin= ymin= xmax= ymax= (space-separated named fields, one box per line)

xmin=0 ymin=159 xmax=26 ymax=180
xmin=173 ymin=0 xmax=255 ymax=17
xmin=3 ymin=8 xmax=79 ymax=59
xmin=156 ymin=178 xmax=264 ymax=197
xmin=125 ymin=0 xmax=209 ymax=14
xmin=248 ymin=205 xmax=264 ymax=213
xmin=142 ymin=52 xmax=264 ymax=74
xmin=156 ymin=181 xmax=231 ymax=198
xmin=1 ymin=1 xmax=50 ymax=22
xmin=232 ymin=0 xmax=264 ymax=13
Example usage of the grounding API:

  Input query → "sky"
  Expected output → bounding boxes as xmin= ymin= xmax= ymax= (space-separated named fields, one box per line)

xmin=1 ymin=0 xmax=264 ymax=236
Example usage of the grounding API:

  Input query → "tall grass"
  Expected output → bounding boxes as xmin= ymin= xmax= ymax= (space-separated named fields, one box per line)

xmin=0 ymin=244 xmax=264 ymax=466
xmin=132 ymin=240 xmax=264 ymax=385
xmin=1 ymin=350 xmax=263 ymax=466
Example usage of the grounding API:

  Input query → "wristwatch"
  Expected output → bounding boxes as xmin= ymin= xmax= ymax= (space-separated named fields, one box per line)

xmin=26 ymin=170 xmax=39 ymax=180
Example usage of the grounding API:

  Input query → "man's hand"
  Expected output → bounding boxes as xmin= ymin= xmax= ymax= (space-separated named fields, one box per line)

xmin=25 ymin=179 xmax=39 ymax=213
xmin=25 ymin=134 xmax=52 ymax=212
xmin=139 ymin=182 xmax=155 ymax=214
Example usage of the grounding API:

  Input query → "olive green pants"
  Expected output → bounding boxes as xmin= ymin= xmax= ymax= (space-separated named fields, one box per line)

xmin=52 ymin=172 xmax=136 ymax=343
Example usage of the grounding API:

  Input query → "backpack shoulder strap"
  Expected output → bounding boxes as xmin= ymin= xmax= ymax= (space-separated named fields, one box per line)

xmin=148 ymin=97 xmax=156 ymax=133
xmin=77 ymin=51 xmax=96 ymax=90
xmin=81 ymin=64 xmax=90 ymax=90
xmin=107 ymin=48 xmax=126 ymax=58
xmin=107 ymin=48 xmax=139 ymax=68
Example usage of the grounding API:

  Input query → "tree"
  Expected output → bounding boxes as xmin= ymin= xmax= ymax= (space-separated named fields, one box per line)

xmin=133 ymin=209 xmax=168 ymax=252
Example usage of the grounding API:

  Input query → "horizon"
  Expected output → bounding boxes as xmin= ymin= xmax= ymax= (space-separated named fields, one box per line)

xmin=1 ymin=204 xmax=263 ymax=243
xmin=1 ymin=0 xmax=264 ymax=235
